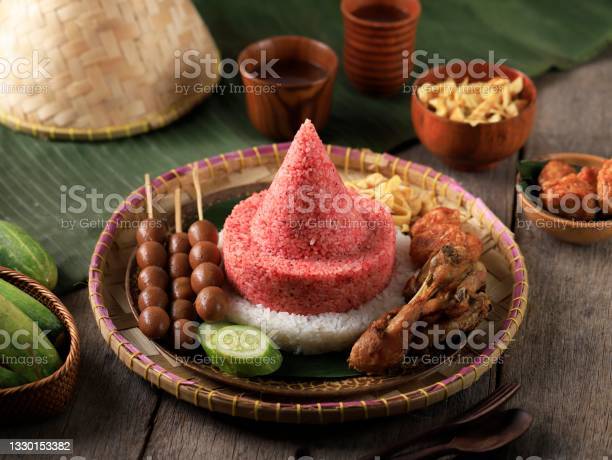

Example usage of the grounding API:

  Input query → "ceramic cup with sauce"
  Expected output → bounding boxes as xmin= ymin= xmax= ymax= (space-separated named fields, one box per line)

xmin=238 ymin=35 xmax=338 ymax=140
xmin=341 ymin=0 xmax=421 ymax=95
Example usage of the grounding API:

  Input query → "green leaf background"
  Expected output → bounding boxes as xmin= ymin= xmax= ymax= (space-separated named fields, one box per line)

xmin=0 ymin=0 xmax=611 ymax=292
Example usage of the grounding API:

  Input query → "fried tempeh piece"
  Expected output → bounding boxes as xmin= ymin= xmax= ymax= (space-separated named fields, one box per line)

xmin=577 ymin=166 xmax=600 ymax=191
xmin=538 ymin=160 xmax=575 ymax=189
xmin=540 ymin=173 xmax=599 ymax=220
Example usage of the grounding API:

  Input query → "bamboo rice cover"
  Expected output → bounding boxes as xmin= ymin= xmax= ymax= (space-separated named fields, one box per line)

xmin=0 ymin=0 xmax=221 ymax=140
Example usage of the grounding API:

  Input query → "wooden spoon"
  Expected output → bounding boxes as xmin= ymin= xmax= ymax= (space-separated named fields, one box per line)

xmin=361 ymin=382 xmax=520 ymax=460
xmin=395 ymin=408 xmax=533 ymax=460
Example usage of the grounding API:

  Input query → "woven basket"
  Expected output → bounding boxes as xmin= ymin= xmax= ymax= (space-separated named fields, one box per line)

xmin=89 ymin=144 xmax=529 ymax=423
xmin=0 ymin=0 xmax=220 ymax=141
xmin=0 ymin=267 xmax=80 ymax=420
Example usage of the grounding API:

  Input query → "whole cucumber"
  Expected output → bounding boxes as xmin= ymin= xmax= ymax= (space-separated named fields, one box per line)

xmin=0 ymin=280 xmax=63 ymax=342
xmin=0 ymin=365 xmax=26 ymax=388
xmin=0 ymin=220 xmax=58 ymax=290
xmin=0 ymin=295 xmax=62 ymax=382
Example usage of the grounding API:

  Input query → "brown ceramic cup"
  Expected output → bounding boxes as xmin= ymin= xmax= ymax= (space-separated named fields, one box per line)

xmin=238 ymin=35 xmax=338 ymax=140
xmin=341 ymin=0 xmax=421 ymax=95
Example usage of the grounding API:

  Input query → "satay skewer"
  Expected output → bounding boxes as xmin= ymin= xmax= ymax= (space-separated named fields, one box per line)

xmin=187 ymin=162 xmax=226 ymax=320
xmin=175 ymin=188 xmax=182 ymax=233
xmin=145 ymin=173 xmax=154 ymax=220
xmin=192 ymin=164 xmax=204 ymax=222
xmin=188 ymin=162 xmax=219 ymax=246
xmin=168 ymin=188 xmax=191 ymax=255
xmin=169 ymin=192 xmax=192 ymax=303
xmin=169 ymin=187 xmax=192 ymax=281
xmin=135 ymin=174 xmax=170 ymax=339
xmin=189 ymin=163 xmax=225 ymax=284
xmin=136 ymin=174 xmax=169 ymax=245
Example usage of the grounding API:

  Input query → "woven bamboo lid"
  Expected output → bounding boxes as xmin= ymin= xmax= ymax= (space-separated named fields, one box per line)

xmin=0 ymin=0 xmax=220 ymax=140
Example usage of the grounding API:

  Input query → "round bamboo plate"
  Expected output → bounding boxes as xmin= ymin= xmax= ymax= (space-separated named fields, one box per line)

xmin=89 ymin=143 xmax=529 ymax=423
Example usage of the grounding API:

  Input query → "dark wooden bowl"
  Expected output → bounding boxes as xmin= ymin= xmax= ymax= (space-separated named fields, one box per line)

xmin=0 ymin=267 xmax=80 ymax=420
xmin=518 ymin=152 xmax=612 ymax=244
xmin=238 ymin=35 xmax=338 ymax=141
xmin=411 ymin=62 xmax=537 ymax=171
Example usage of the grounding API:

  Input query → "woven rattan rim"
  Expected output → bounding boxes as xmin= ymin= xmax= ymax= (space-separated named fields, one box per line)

xmin=0 ymin=267 xmax=80 ymax=397
xmin=88 ymin=144 xmax=529 ymax=423
xmin=0 ymin=92 xmax=208 ymax=142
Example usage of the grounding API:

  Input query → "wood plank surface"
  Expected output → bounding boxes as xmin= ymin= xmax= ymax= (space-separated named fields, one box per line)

xmin=2 ymin=52 xmax=610 ymax=460
xmin=501 ymin=51 xmax=612 ymax=460
xmin=0 ymin=289 xmax=160 ymax=460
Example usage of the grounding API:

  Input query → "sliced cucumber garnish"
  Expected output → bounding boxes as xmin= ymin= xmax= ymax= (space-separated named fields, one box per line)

xmin=198 ymin=323 xmax=282 ymax=377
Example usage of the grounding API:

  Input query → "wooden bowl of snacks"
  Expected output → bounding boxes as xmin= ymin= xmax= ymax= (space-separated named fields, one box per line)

xmin=411 ymin=61 xmax=536 ymax=171
xmin=517 ymin=153 xmax=612 ymax=244
xmin=0 ymin=267 xmax=80 ymax=420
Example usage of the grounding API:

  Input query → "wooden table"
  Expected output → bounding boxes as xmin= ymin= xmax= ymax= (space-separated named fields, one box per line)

xmin=3 ymin=52 xmax=611 ymax=460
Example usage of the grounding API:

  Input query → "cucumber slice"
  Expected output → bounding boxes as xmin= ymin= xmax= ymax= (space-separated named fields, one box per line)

xmin=198 ymin=322 xmax=232 ymax=367
xmin=198 ymin=323 xmax=282 ymax=377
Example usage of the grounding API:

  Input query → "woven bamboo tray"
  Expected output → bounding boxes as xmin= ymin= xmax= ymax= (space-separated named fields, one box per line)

xmin=0 ymin=0 xmax=219 ymax=141
xmin=89 ymin=144 xmax=528 ymax=423
xmin=0 ymin=267 xmax=80 ymax=419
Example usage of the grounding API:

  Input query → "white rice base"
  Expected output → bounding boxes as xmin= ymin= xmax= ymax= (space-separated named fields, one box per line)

xmin=221 ymin=230 xmax=415 ymax=355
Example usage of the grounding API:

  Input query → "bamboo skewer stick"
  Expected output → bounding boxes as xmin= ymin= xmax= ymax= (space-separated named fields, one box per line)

xmin=192 ymin=162 xmax=204 ymax=221
xmin=174 ymin=188 xmax=182 ymax=233
xmin=144 ymin=173 xmax=153 ymax=220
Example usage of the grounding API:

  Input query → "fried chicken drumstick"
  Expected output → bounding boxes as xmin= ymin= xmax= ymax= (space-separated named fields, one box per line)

xmin=348 ymin=245 xmax=491 ymax=374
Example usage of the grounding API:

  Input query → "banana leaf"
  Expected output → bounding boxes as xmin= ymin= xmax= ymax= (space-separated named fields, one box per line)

xmin=0 ymin=0 xmax=611 ymax=292
xmin=275 ymin=352 xmax=360 ymax=378
xmin=517 ymin=160 xmax=548 ymax=194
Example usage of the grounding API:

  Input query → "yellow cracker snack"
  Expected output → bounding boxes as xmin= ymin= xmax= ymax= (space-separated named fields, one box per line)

xmin=347 ymin=173 xmax=437 ymax=232
xmin=418 ymin=76 xmax=527 ymax=126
